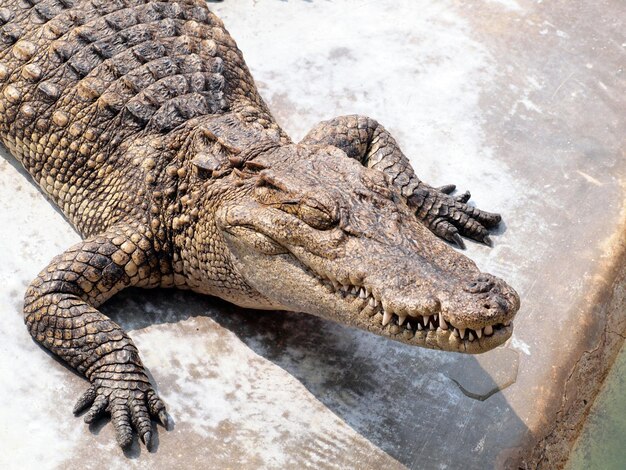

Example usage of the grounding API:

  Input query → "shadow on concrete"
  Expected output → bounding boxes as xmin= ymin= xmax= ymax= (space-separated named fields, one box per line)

xmin=101 ymin=287 xmax=528 ymax=469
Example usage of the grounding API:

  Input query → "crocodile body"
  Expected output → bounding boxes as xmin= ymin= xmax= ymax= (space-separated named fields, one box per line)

xmin=0 ymin=0 xmax=520 ymax=450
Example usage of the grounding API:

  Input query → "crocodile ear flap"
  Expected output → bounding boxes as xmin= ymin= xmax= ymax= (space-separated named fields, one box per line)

xmin=191 ymin=128 xmax=243 ymax=177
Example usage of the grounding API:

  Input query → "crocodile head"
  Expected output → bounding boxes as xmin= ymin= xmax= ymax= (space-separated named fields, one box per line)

xmin=216 ymin=144 xmax=520 ymax=353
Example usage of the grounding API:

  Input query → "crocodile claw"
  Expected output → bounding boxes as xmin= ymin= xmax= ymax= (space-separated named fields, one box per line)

xmin=409 ymin=184 xmax=501 ymax=247
xmin=73 ymin=373 xmax=167 ymax=449
xmin=437 ymin=184 xmax=456 ymax=194
xmin=157 ymin=409 xmax=169 ymax=428
xmin=452 ymin=232 xmax=466 ymax=250
xmin=141 ymin=430 xmax=152 ymax=450
xmin=455 ymin=190 xmax=471 ymax=203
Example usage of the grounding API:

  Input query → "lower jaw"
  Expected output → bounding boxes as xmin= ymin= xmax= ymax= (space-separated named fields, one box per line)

xmin=335 ymin=298 xmax=513 ymax=354
xmin=382 ymin=323 xmax=513 ymax=354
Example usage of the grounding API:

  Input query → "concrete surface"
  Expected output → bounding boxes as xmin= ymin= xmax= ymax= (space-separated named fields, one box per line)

xmin=0 ymin=0 xmax=625 ymax=469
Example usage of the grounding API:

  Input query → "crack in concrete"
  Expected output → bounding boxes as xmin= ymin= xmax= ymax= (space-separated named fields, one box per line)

xmin=445 ymin=347 xmax=520 ymax=401
xmin=450 ymin=375 xmax=517 ymax=401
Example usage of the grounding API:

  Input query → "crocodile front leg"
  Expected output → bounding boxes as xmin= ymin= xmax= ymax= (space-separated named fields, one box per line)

xmin=23 ymin=224 xmax=169 ymax=449
xmin=301 ymin=115 xmax=501 ymax=247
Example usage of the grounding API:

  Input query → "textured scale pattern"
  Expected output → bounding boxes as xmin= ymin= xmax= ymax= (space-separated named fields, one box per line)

xmin=0 ymin=0 xmax=515 ymax=450
xmin=0 ymin=0 xmax=279 ymax=237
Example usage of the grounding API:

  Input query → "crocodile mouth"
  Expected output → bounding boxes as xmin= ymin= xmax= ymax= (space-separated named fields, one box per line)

xmin=313 ymin=273 xmax=514 ymax=352
xmin=218 ymin=177 xmax=518 ymax=354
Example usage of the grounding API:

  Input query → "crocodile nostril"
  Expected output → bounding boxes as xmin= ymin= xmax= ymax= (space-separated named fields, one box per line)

xmin=483 ymin=303 xmax=491 ymax=309
xmin=464 ymin=279 xmax=495 ymax=293
xmin=495 ymin=296 xmax=511 ymax=311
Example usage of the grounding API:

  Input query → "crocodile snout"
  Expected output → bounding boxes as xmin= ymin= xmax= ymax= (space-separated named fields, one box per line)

xmin=451 ymin=273 xmax=519 ymax=330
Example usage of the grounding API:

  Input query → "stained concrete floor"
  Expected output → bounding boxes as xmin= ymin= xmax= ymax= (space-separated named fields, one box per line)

xmin=0 ymin=0 xmax=625 ymax=469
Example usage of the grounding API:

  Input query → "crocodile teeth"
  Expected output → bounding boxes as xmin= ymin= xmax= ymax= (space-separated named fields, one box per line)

xmin=484 ymin=325 xmax=493 ymax=336
xmin=423 ymin=315 xmax=430 ymax=327
xmin=468 ymin=331 xmax=475 ymax=342
xmin=382 ymin=310 xmax=393 ymax=326
xmin=359 ymin=288 xmax=367 ymax=299
xmin=476 ymin=329 xmax=482 ymax=339
xmin=433 ymin=315 xmax=438 ymax=323
xmin=429 ymin=322 xmax=435 ymax=330
xmin=331 ymin=279 xmax=340 ymax=290
xmin=369 ymin=297 xmax=376 ymax=307
xmin=407 ymin=322 xmax=412 ymax=330
xmin=417 ymin=323 xmax=423 ymax=331
xmin=351 ymin=286 xmax=359 ymax=295
xmin=440 ymin=316 xmax=448 ymax=330
xmin=453 ymin=328 xmax=459 ymax=337
xmin=397 ymin=315 xmax=407 ymax=325
xmin=459 ymin=328 xmax=466 ymax=339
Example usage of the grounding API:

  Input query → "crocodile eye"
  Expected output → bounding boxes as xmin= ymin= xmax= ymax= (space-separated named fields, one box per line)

xmin=297 ymin=197 xmax=338 ymax=231
xmin=255 ymin=184 xmax=338 ymax=230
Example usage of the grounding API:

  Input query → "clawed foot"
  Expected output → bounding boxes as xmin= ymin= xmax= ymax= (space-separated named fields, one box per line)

xmin=73 ymin=372 xmax=168 ymax=450
xmin=408 ymin=184 xmax=501 ymax=248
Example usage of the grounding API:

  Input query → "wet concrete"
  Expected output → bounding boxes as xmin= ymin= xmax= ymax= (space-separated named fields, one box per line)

xmin=566 ymin=343 xmax=626 ymax=470
xmin=0 ymin=1 xmax=624 ymax=469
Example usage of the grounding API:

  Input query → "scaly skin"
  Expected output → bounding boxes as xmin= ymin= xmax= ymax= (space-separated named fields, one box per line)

xmin=0 ymin=0 xmax=520 ymax=450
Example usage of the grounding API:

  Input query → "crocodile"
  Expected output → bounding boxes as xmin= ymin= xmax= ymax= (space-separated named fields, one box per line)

xmin=0 ymin=0 xmax=520 ymax=451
